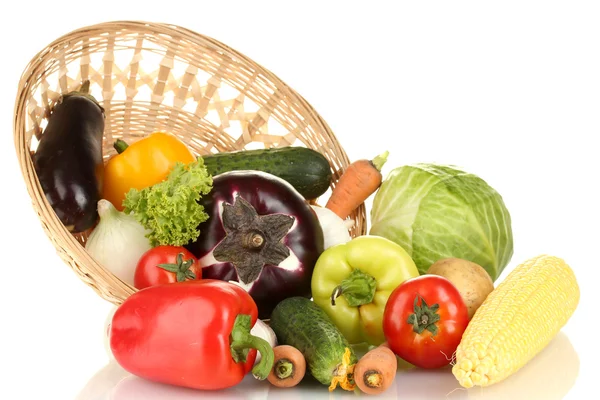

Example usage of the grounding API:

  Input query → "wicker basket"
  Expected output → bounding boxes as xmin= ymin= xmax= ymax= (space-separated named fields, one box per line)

xmin=13 ymin=21 xmax=366 ymax=305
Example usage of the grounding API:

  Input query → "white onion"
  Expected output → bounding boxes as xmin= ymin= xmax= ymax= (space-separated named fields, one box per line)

xmin=310 ymin=205 xmax=353 ymax=249
xmin=85 ymin=199 xmax=152 ymax=286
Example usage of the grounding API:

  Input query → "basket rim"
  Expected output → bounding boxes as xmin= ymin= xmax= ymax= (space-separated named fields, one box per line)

xmin=13 ymin=20 xmax=364 ymax=305
xmin=15 ymin=20 xmax=340 ymax=139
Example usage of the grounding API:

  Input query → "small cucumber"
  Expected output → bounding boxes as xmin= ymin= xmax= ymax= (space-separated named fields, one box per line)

xmin=269 ymin=297 xmax=357 ymax=391
xmin=201 ymin=147 xmax=332 ymax=199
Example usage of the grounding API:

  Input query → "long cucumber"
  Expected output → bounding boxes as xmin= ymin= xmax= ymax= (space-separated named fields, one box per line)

xmin=201 ymin=147 xmax=332 ymax=199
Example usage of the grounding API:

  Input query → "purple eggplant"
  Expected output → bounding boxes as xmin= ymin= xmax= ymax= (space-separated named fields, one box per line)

xmin=33 ymin=80 xmax=105 ymax=233
xmin=186 ymin=170 xmax=324 ymax=319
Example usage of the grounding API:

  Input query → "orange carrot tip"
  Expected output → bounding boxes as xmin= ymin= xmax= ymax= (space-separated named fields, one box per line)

xmin=267 ymin=345 xmax=306 ymax=388
xmin=354 ymin=344 xmax=397 ymax=395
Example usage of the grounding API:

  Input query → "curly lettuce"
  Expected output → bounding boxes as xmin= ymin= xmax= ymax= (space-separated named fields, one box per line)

xmin=123 ymin=159 xmax=213 ymax=247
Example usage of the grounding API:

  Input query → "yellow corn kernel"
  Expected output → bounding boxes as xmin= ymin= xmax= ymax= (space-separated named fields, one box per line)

xmin=452 ymin=255 xmax=579 ymax=388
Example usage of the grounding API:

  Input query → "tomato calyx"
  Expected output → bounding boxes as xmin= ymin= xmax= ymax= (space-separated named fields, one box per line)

xmin=156 ymin=252 xmax=197 ymax=282
xmin=407 ymin=295 xmax=441 ymax=336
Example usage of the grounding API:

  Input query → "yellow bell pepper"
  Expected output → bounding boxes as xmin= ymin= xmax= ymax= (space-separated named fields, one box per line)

xmin=102 ymin=132 xmax=195 ymax=210
xmin=311 ymin=235 xmax=419 ymax=345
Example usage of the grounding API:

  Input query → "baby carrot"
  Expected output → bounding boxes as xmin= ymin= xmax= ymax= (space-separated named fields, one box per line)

xmin=354 ymin=343 xmax=397 ymax=395
xmin=325 ymin=151 xmax=389 ymax=220
xmin=267 ymin=345 xmax=307 ymax=388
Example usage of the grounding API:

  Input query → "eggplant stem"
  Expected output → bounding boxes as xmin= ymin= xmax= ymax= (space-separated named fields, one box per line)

xmin=79 ymin=80 xmax=91 ymax=94
xmin=240 ymin=231 xmax=266 ymax=250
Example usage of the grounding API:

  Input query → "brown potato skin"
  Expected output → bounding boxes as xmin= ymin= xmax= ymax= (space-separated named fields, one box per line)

xmin=427 ymin=258 xmax=494 ymax=319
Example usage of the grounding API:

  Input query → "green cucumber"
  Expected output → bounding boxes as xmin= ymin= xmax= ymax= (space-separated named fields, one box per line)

xmin=269 ymin=297 xmax=357 ymax=390
xmin=201 ymin=147 xmax=332 ymax=199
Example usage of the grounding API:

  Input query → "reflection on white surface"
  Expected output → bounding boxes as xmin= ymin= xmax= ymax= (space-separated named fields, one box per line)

xmin=464 ymin=332 xmax=579 ymax=400
xmin=77 ymin=332 xmax=578 ymax=400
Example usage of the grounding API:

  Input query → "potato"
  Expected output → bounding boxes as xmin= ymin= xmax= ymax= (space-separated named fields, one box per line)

xmin=427 ymin=258 xmax=494 ymax=319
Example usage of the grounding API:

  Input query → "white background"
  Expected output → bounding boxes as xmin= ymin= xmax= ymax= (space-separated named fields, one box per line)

xmin=1 ymin=1 xmax=598 ymax=399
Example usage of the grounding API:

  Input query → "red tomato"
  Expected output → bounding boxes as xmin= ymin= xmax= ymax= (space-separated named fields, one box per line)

xmin=383 ymin=275 xmax=469 ymax=369
xmin=134 ymin=246 xmax=201 ymax=289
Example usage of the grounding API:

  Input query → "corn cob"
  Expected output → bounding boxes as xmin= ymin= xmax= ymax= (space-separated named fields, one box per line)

xmin=452 ymin=254 xmax=579 ymax=388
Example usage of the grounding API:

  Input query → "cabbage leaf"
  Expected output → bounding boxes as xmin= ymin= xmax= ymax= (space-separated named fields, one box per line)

xmin=369 ymin=164 xmax=513 ymax=281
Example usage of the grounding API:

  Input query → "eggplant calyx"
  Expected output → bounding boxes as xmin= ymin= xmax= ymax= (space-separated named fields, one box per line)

xmin=59 ymin=80 xmax=105 ymax=114
xmin=213 ymin=196 xmax=295 ymax=284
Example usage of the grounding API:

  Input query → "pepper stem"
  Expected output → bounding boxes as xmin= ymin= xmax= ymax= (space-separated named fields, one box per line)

xmin=370 ymin=151 xmax=389 ymax=171
xmin=114 ymin=139 xmax=129 ymax=154
xmin=230 ymin=314 xmax=275 ymax=380
xmin=330 ymin=269 xmax=377 ymax=307
xmin=274 ymin=359 xmax=294 ymax=379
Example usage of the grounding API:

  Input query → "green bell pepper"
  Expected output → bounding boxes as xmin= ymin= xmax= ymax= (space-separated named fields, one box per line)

xmin=311 ymin=235 xmax=419 ymax=345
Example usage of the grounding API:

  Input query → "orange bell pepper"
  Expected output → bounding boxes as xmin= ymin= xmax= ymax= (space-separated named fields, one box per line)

xmin=103 ymin=132 xmax=195 ymax=210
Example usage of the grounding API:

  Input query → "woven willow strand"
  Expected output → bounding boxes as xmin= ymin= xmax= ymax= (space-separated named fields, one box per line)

xmin=13 ymin=21 xmax=366 ymax=305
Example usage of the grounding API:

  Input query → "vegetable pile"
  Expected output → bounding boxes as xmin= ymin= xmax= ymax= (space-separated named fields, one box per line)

xmin=35 ymin=80 xmax=581 ymax=396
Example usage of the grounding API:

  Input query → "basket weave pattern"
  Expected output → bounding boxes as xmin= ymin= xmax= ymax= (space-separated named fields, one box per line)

xmin=14 ymin=21 xmax=366 ymax=305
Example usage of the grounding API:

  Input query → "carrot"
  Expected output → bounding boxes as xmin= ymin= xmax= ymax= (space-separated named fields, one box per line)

xmin=325 ymin=151 xmax=389 ymax=220
xmin=354 ymin=342 xmax=397 ymax=395
xmin=267 ymin=345 xmax=307 ymax=388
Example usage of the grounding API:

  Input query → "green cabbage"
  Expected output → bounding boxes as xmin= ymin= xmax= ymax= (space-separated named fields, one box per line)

xmin=369 ymin=164 xmax=513 ymax=281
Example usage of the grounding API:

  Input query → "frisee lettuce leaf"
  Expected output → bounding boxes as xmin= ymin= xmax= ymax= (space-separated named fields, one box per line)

xmin=123 ymin=159 xmax=213 ymax=247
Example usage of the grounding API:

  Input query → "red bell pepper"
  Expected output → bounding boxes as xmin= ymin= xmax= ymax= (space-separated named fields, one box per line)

xmin=109 ymin=279 xmax=274 ymax=390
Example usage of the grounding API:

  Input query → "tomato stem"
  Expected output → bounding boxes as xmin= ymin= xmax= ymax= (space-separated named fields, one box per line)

xmin=406 ymin=295 xmax=441 ymax=336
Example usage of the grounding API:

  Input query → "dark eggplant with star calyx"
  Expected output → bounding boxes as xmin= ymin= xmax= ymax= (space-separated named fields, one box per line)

xmin=186 ymin=170 xmax=324 ymax=319
xmin=33 ymin=80 xmax=105 ymax=233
